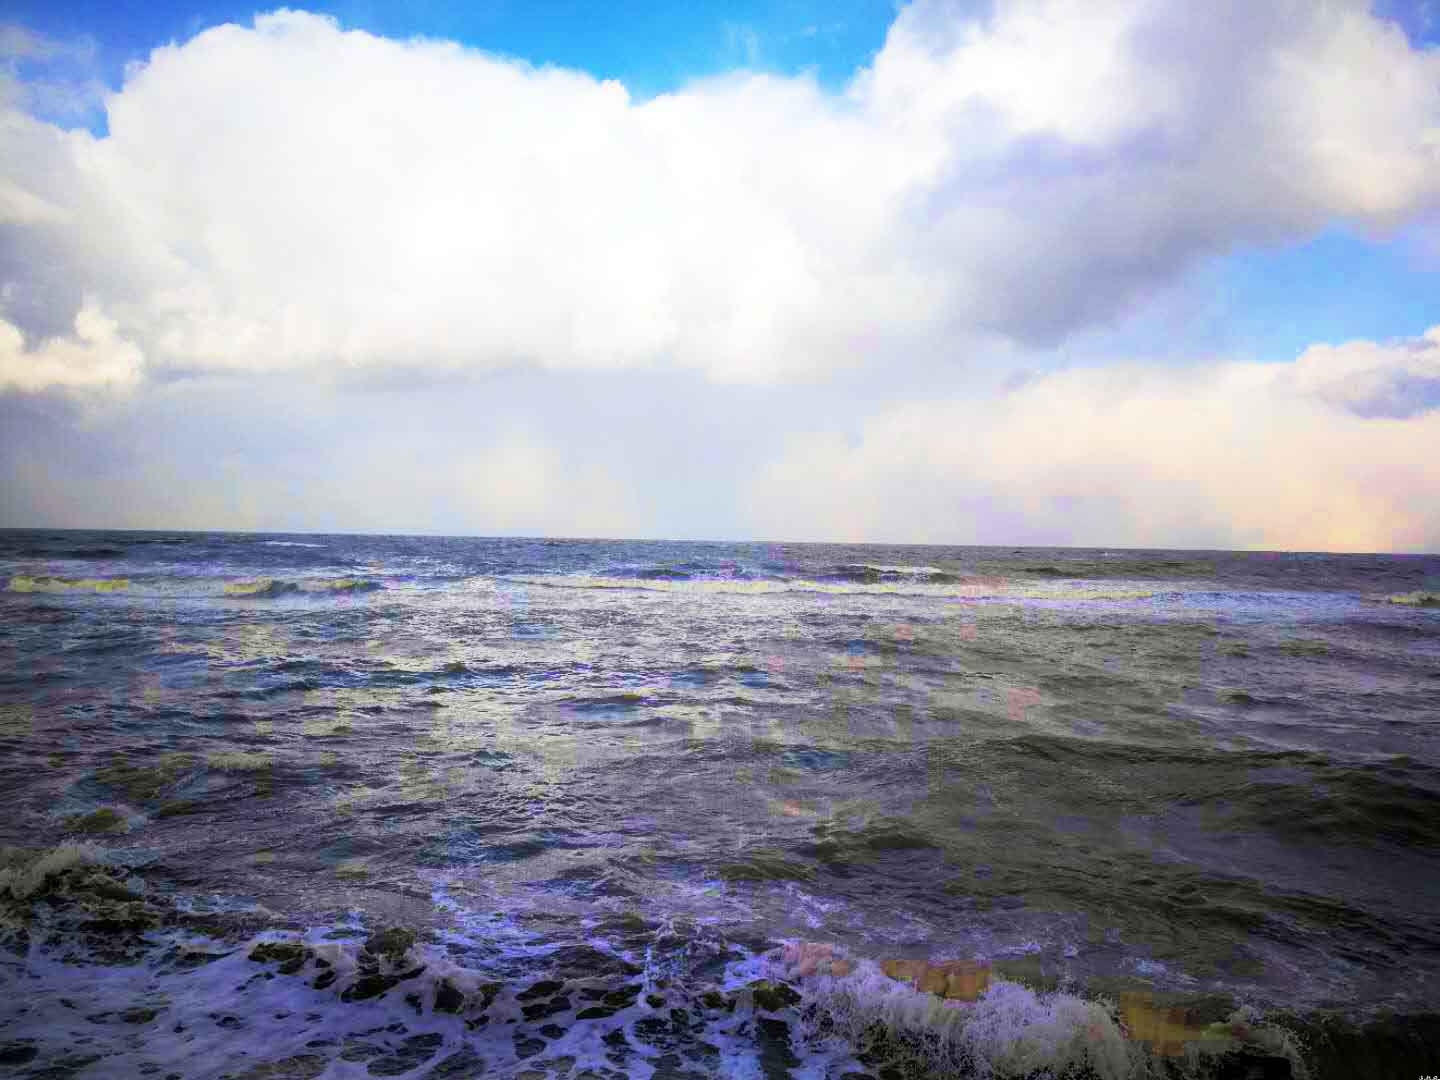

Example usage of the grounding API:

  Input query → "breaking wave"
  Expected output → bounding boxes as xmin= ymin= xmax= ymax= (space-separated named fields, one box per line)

xmin=222 ymin=577 xmax=382 ymax=597
xmin=1382 ymin=591 xmax=1440 ymax=607
xmin=5 ymin=575 xmax=130 ymax=593
xmin=0 ymin=850 xmax=1321 ymax=1080
xmin=502 ymin=571 xmax=1159 ymax=602
xmin=822 ymin=563 xmax=964 ymax=584
xmin=2 ymin=575 xmax=383 ymax=599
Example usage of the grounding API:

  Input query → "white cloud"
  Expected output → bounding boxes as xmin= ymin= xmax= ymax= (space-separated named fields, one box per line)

xmin=0 ymin=175 xmax=70 ymax=226
xmin=1291 ymin=326 xmax=1440 ymax=418
xmin=3 ymin=323 xmax=1436 ymax=551
xmin=0 ymin=1 xmax=1436 ymax=391
xmin=856 ymin=0 xmax=1440 ymax=340
xmin=743 ymin=328 xmax=1440 ymax=553
xmin=0 ymin=25 xmax=102 ymax=123
xmin=0 ymin=301 xmax=142 ymax=392
xmin=0 ymin=25 xmax=76 ymax=62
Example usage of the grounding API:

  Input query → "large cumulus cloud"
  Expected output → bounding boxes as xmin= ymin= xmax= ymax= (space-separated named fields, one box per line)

xmin=2 ymin=0 xmax=1439 ymax=390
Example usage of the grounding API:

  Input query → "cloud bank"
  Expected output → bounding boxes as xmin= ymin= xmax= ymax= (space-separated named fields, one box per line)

xmin=2 ymin=325 xmax=1436 ymax=552
xmin=743 ymin=330 xmax=1440 ymax=553
xmin=2 ymin=0 xmax=1439 ymax=390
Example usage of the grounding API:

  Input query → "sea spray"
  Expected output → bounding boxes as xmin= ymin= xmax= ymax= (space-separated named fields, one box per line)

xmin=767 ymin=942 xmax=1310 ymax=1080
xmin=770 ymin=947 xmax=1130 ymax=1079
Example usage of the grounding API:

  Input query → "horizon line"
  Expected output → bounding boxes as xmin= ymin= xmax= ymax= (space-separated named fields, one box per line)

xmin=0 ymin=525 xmax=1434 ymax=558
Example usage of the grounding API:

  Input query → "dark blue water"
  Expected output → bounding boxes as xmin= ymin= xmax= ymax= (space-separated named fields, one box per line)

xmin=1 ymin=531 xmax=1437 ymax=1078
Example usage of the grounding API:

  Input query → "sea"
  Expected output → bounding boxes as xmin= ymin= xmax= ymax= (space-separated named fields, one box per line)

xmin=0 ymin=530 xmax=1437 ymax=1080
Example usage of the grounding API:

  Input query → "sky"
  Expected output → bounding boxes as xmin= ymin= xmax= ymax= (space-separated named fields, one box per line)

xmin=1 ymin=0 xmax=1439 ymax=552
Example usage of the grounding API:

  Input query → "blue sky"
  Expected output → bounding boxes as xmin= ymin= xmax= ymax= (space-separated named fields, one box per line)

xmin=10 ymin=0 xmax=1435 ymax=97
xmin=2 ymin=0 xmax=1439 ymax=550
xmin=6 ymin=0 xmax=899 ymax=103
xmin=1217 ymin=227 xmax=1440 ymax=362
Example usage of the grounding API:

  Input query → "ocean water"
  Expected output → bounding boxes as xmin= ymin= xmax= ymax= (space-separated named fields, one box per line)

xmin=1 ymin=530 xmax=1438 ymax=1080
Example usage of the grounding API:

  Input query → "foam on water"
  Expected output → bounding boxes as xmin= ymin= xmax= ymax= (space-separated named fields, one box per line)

xmin=0 ymin=850 xmax=1315 ymax=1080
xmin=503 ymin=571 xmax=1162 ymax=603
xmin=3 ymin=574 xmax=384 ymax=600
xmin=763 ymin=945 xmax=1310 ymax=1080
xmin=4 ymin=533 xmax=1437 ymax=1076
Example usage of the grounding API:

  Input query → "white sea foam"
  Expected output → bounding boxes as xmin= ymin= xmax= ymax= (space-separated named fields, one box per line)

xmin=764 ymin=945 xmax=1311 ymax=1080
xmin=3 ymin=573 xmax=384 ymax=600
xmin=768 ymin=951 xmax=1131 ymax=1080
xmin=503 ymin=571 xmax=1160 ymax=602
xmin=206 ymin=751 xmax=274 ymax=772
xmin=0 ymin=889 xmax=1316 ymax=1080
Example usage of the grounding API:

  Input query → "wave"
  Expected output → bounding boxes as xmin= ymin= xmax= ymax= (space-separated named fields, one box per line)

xmin=221 ymin=578 xmax=303 ymax=597
xmin=3 ymin=574 xmax=383 ymax=599
xmin=0 ymin=851 xmax=1322 ymax=1080
xmin=1 ymin=567 xmax=1181 ymax=608
xmin=587 ymin=561 xmax=987 ymax=588
xmin=0 ymin=841 xmax=104 ymax=900
xmin=261 ymin=540 xmax=326 ymax=548
xmin=253 ymin=578 xmax=380 ymax=596
xmin=5 ymin=575 xmax=130 ymax=593
xmin=675 ymin=559 xmax=754 ymax=574
xmin=625 ymin=562 xmax=787 ymax=582
xmin=1382 ymin=591 xmax=1440 ymax=607
xmin=502 ymin=572 xmax=1159 ymax=602
xmin=823 ymin=563 xmax=964 ymax=584
xmin=983 ymin=558 xmax=1222 ymax=582
xmin=2 ymin=536 xmax=190 ymax=554
xmin=771 ymin=945 xmax=1309 ymax=1080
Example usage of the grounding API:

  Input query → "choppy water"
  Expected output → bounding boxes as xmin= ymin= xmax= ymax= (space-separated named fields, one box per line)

xmin=1 ymin=531 xmax=1438 ymax=1079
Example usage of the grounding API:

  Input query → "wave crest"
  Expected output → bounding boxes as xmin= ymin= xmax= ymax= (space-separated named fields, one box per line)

xmin=5 ymin=576 xmax=129 ymax=593
xmin=1383 ymin=591 xmax=1440 ymax=607
xmin=223 ymin=577 xmax=381 ymax=597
